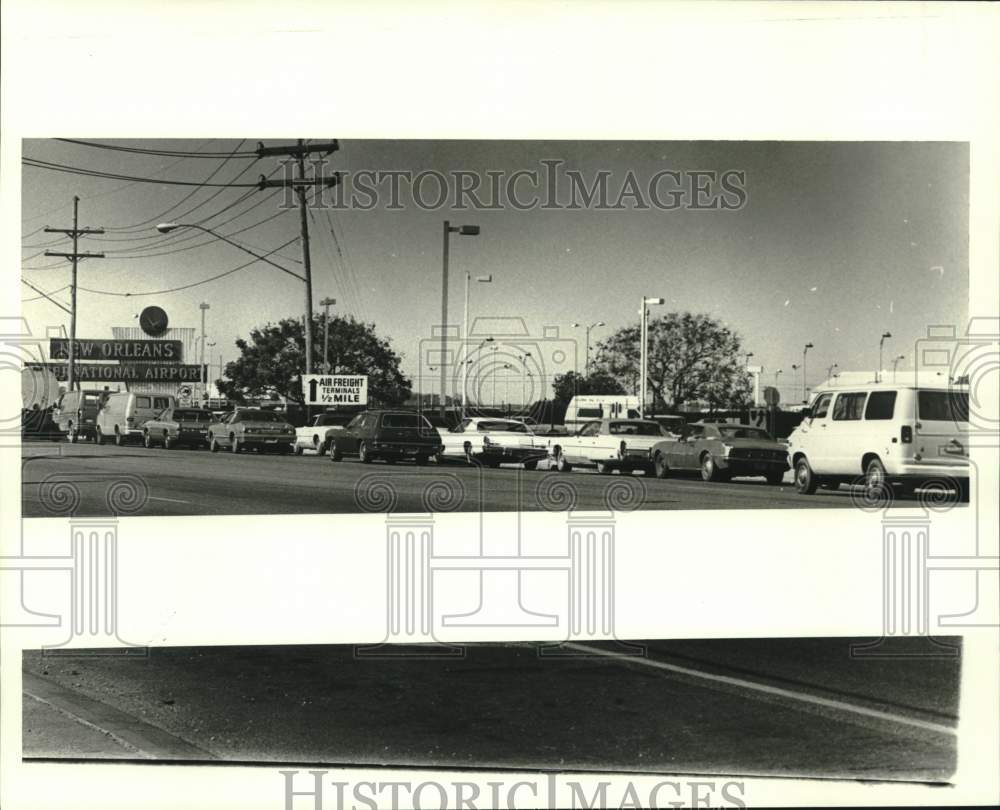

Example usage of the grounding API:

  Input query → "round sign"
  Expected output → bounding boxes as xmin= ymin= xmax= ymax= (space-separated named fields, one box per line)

xmin=139 ymin=305 xmax=169 ymax=336
xmin=763 ymin=386 xmax=781 ymax=407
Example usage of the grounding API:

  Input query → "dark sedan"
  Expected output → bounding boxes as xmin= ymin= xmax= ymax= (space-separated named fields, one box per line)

xmin=142 ymin=407 xmax=212 ymax=449
xmin=330 ymin=410 xmax=442 ymax=465
xmin=649 ymin=422 xmax=789 ymax=484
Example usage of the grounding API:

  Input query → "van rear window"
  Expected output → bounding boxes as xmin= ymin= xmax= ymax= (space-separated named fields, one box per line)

xmin=918 ymin=390 xmax=969 ymax=422
xmin=577 ymin=408 xmax=603 ymax=418
xmin=864 ymin=391 xmax=897 ymax=420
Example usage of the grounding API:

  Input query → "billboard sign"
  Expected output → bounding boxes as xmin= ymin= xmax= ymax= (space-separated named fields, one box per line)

xmin=301 ymin=374 xmax=368 ymax=406
xmin=33 ymin=363 xmax=204 ymax=383
xmin=49 ymin=338 xmax=184 ymax=362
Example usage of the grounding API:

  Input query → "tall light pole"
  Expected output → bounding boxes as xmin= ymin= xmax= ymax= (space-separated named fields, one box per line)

xmin=199 ymin=302 xmax=210 ymax=399
xmin=745 ymin=351 xmax=754 ymax=367
xmin=774 ymin=369 xmax=783 ymax=387
xmin=319 ymin=297 xmax=337 ymax=372
xmin=892 ymin=354 xmax=905 ymax=381
xmin=518 ymin=351 xmax=532 ymax=408
xmin=878 ymin=331 xmax=892 ymax=382
xmin=826 ymin=362 xmax=838 ymax=380
xmin=463 ymin=271 xmax=493 ymax=417
xmin=802 ymin=342 xmax=814 ymax=403
xmin=639 ymin=297 xmax=665 ymax=418
xmin=441 ymin=221 xmax=480 ymax=418
xmin=463 ymin=337 xmax=494 ymax=417
xmin=574 ymin=321 xmax=605 ymax=375
xmin=791 ymin=364 xmax=800 ymax=399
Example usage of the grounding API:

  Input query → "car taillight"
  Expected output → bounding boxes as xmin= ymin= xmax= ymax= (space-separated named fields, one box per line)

xmin=901 ymin=425 xmax=913 ymax=444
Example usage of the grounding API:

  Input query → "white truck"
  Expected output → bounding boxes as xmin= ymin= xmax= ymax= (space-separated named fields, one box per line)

xmin=563 ymin=395 xmax=641 ymax=431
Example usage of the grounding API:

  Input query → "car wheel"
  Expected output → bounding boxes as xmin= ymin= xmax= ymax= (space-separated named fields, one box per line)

xmin=67 ymin=425 xmax=77 ymax=444
xmin=415 ymin=455 xmax=429 ymax=466
xmin=114 ymin=427 xmax=124 ymax=446
xmin=765 ymin=471 xmax=784 ymax=486
xmin=554 ymin=447 xmax=572 ymax=473
xmin=230 ymin=435 xmax=240 ymax=453
xmin=700 ymin=453 xmax=725 ymax=482
xmin=864 ymin=457 xmax=889 ymax=500
xmin=209 ymin=435 xmax=219 ymax=452
xmin=95 ymin=426 xmax=105 ymax=445
xmin=463 ymin=442 xmax=475 ymax=465
xmin=330 ymin=444 xmax=343 ymax=462
xmin=794 ymin=457 xmax=819 ymax=494
xmin=143 ymin=432 xmax=153 ymax=449
xmin=653 ymin=451 xmax=670 ymax=480
xmin=596 ymin=461 xmax=613 ymax=475
xmin=312 ymin=435 xmax=322 ymax=455
xmin=523 ymin=459 xmax=538 ymax=471
xmin=359 ymin=441 xmax=372 ymax=463
xmin=294 ymin=443 xmax=304 ymax=456
xmin=163 ymin=433 xmax=173 ymax=450
xmin=434 ymin=451 xmax=447 ymax=464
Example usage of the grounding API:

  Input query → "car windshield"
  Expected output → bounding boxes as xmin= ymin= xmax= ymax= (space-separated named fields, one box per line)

xmin=237 ymin=410 xmax=283 ymax=422
xmin=174 ymin=409 xmax=210 ymax=422
xmin=608 ymin=421 xmax=663 ymax=436
xmin=382 ymin=413 xmax=432 ymax=429
xmin=717 ymin=426 xmax=772 ymax=440
xmin=918 ymin=390 xmax=969 ymax=422
xmin=477 ymin=421 xmax=527 ymax=433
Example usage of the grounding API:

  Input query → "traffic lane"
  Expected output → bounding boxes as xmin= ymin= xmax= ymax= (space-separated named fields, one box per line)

xmin=22 ymin=642 xmax=955 ymax=780
xmin=642 ymin=638 xmax=961 ymax=722
xmin=22 ymin=443 xmax=865 ymax=517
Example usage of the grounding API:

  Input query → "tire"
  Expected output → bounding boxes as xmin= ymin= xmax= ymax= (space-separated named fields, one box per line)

xmin=359 ymin=441 xmax=372 ymax=463
xmin=230 ymin=435 xmax=240 ymax=453
xmin=95 ymin=426 xmax=105 ymax=446
xmin=163 ymin=434 xmax=173 ymax=450
xmin=143 ymin=432 xmax=153 ymax=449
xmin=864 ymin=457 xmax=889 ymax=500
xmin=209 ymin=435 xmax=219 ymax=452
xmin=523 ymin=459 xmax=538 ymax=471
xmin=554 ymin=448 xmax=572 ymax=473
xmin=765 ymin=471 xmax=784 ymax=486
xmin=67 ymin=426 xmax=78 ymax=444
xmin=330 ymin=443 xmax=343 ymax=462
xmin=794 ymin=457 xmax=819 ymax=494
xmin=463 ymin=442 xmax=475 ymax=466
xmin=596 ymin=461 xmax=613 ymax=475
xmin=312 ymin=436 xmax=322 ymax=455
xmin=294 ymin=443 xmax=304 ymax=456
xmin=114 ymin=427 xmax=124 ymax=446
xmin=653 ymin=451 xmax=670 ymax=480
xmin=700 ymin=453 xmax=725 ymax=482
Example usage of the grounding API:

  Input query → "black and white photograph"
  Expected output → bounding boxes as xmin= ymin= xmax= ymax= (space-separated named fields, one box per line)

xmin=3 ymin=3 xmax=999 ymax=810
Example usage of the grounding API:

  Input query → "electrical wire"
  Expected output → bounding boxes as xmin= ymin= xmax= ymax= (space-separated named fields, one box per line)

xmin=22 ymin=158 xmax=264 ymax=188
xmin=55 ymin=138 xmax=258 ymax=158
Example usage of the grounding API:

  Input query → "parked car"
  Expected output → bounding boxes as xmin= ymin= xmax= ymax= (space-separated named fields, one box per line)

xmin=649 ymin=422 xmax=789 ymax=483
xmin=786 ymin=381 xmax=970 ymax=498
xmin=539 ymin=418 xmax=670 ymax=474
xmin=330 ymin=410 xmax=442 ymax=465
xmin=141 ymin=407 xmax=213 ymax=449
xmin=437 ymin=417 xmax=549 ymax=468
xmin=96 ymin=392 xmax=176 ymax=445
xmin=207 ymin=408 xmax=296 ymax=454
xmin=293 ymin=412 xmax=354 ymax=455
xmin=52 ymin=389 xmax=103 ymax=442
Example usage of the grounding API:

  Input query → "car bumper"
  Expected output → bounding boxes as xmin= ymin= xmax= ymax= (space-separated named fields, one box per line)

xmin=371 ymin=443 xmax=442 ymax=456
xmin=886 ymin=458 xmax=969 ymax=480
xmin=717 ymin=457 xmax=789 ymax=475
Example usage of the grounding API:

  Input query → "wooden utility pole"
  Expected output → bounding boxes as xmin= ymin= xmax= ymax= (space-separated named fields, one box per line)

xmin=254 ymin=140 xmax=340 ymax=378
xmin=44 ymin=196 xmax=105 ymax=391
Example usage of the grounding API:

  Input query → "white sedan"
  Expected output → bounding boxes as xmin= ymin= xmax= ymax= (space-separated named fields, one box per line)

xmin=293 ymin=412 xmax=354 ymax=455
xmin=437 ymin=418 xmax=549 ymax=468
xmin=539 ymin=418 xmax=675 ymax=473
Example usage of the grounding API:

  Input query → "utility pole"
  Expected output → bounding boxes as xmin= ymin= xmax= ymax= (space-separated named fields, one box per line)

xmin=254 ymin=140 xmax=341 ymax=378
xmin=44 ymin=196 xmax=105 ymax=391
xmin=199 ymin=302 xmax=210 ymax=399
xmin=319 ymin=297 xmax=336 ymax=372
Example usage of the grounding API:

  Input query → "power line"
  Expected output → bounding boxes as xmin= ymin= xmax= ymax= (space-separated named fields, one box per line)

xmin=55 ymin=138 xmax=258 ymax=158
xmin=78 ymin=237 xmax=300 ymax=296
xmin=22 ymin=157 xmax=265 ymax=188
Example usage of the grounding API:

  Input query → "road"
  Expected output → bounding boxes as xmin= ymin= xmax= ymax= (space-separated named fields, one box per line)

xmin=22 ymin=638 xmax=959 ymax=780
xmin=21 ymin=441 xmax=882 ymax=518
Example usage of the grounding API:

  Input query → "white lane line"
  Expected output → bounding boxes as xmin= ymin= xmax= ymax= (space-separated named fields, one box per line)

xmin=147 ymin=496 xmax=192 ymax=504
xmin=22 ymin=690 xmax=151 ymax=757
xmin=564 ymin=642 xmax=956 ymax=736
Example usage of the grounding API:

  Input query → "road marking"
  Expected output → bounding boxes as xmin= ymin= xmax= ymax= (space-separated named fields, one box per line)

xmin=148 ymin=496 xmax=192 ymax=504
xmin=564 ymin=642 xmax=957 ymax=736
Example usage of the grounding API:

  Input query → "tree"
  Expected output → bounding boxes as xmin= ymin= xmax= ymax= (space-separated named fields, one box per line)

xmin=550 ymin=370 xmax=627 ymax=405
xmin=217 ymin=314 xmax=412 ymax=406
xmin=591 ymin=312 xmax=753 ymax=410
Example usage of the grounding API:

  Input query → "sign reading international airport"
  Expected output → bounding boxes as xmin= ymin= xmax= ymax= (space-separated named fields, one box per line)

xmin=301 ymin=374 xmax=368 ymax=406
xmin=49 ymin=338 xmax=184 ymax=362
xmin=34 ymin=363 xmax=204 ymax=383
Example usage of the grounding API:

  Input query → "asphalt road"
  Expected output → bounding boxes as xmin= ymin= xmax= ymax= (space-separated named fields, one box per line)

xmin=21 ymin=441 xmax=883 ymax=518
xmin=22 ymin=638 xmax=959 ymax=780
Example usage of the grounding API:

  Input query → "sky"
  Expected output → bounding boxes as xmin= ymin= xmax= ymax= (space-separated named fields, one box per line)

xmin=21 ymin=139 xmax=968 ymax=403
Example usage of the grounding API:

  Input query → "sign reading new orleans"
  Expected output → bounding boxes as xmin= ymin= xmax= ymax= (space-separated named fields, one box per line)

xmin=49 ymin=338 xmax=184 ymax=362
xmin=34 ymin=363 xmax=204 ymax=383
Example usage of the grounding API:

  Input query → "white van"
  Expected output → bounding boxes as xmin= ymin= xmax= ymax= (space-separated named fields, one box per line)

xmin=96 ymin=391 xmax=176 ymax=446
xmin=564 ymin=395 xmax=640 ymax=430
xmin=786 ymin=380 xmax=969 ymax=498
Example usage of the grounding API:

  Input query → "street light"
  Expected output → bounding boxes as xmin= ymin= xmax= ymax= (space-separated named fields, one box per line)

xmin=878 ymin=331 xmax=892 ymax=382
xmin=745 ymin=351 xmax=754 ymax=367
xmin=441 ymin=220 xmax=480 ymax=417
xmin=826 ymin=362 xmax=838 ymax=380
xmin=517 ymin=351 xmax=533 ymax=408
xmin=639 ymin=297 xmax=665 ymax=418
xmin=462 ymin=271 xmax=493 ymax=418
xmin=574 ymin=321 xmax=606 ymax=375
xmin=892 ymin=354 xmax=905 ymax=381
xmin=198 ymin=302 xmax=210 ymax=399
xmin=773 ymin=368 xmax=783 ymax=389
xmin=802 ymin=342 xmax=814 ymax=403
xmin=319 ymin=297 xmax=336 ymax=373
